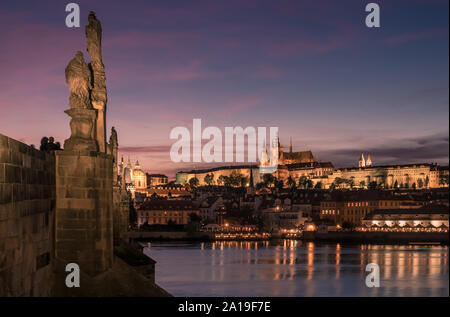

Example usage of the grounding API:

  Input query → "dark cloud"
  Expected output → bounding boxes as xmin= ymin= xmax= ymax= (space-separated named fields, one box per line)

xmin=119 ymin=145 xmax=171 ymax=153
xmin=317 ymin=131 xmax=449 ymax=168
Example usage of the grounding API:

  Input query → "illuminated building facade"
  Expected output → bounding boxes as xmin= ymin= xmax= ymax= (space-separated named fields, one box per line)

xmin=361 ymin=205 xmax=449 ymax=231
xmin=137 ymin=199 xmax=200 ymax=226
xmin=319 ymin=191 xmax=419 ymax=226
xmin=147 ymin=174 xmax=169 ymax=186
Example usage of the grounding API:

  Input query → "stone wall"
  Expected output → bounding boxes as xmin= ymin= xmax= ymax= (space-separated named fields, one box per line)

xmin=55 ymin=150 xmax=113 ymax=277
xmin=0 ymin=133 xmax=55 ymax=296
xmin=113 ymin=187 xmax=130 ymax=245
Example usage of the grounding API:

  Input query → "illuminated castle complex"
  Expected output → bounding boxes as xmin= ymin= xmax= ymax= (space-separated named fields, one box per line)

xmin=176 ymin=137 xmax=448 ymax=190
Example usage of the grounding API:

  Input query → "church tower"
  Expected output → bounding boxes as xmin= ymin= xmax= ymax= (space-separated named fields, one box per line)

xmin=260 ymin=139 xmax=269 ymax=166
xmin=277 ymin=134 xmax=284 ymax=162
xmin=289 ymin=137 xmax=293 ymax=153
xmin=358 ymin=153 xmax=366 ymax=167
xmin=366 ymin=154 xmax=372 ymax=167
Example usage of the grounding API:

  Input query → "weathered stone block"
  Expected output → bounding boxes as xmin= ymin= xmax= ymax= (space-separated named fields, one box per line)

xmin=0 ymin=134 xmax=9 ymax=149
xmin=0 ymin=184 xmax=12 ymax=204
xmin=0 ymin=149 xmax=10 ymax=164
xmin=5 ymin=165 xmax=21 ymax=184
xmin=10 ymin=150 xmax=23 ymax=166
xmin=0 ymin=164 xmax=5 ymax=183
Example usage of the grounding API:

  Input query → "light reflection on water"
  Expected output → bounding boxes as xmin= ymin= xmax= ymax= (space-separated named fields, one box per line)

xmin=143 ymin=240 xmax=449 ymax=297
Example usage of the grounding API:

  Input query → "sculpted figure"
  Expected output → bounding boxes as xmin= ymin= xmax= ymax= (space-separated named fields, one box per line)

xmin=86 ymin=11 xmax=108 ymax=152
xmin=109 ymin=127 xmax=119 ymax=184
xmin=65 ymin=51 xmax=92 ymax=109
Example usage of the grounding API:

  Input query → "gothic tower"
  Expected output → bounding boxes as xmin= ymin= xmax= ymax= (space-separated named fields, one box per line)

xmin=366 ymin=154 xmax=372 ymax=167
xmin=358 ymin=153 xmax=366 ymax=168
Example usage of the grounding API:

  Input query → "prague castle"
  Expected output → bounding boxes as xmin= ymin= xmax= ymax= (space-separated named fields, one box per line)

xmin=176 ymin=138 xmax=448 ymax=190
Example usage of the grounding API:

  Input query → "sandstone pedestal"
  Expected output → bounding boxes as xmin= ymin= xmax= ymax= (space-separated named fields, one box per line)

xmin=64 ymin=108 xmax=98 ymax=152
xmin=55 ymin=150 xmax=113 ymax=277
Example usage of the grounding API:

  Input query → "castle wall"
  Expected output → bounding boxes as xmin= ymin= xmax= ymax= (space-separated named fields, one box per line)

xmin=326 ymin=164 xmax=439 ymax=189
xmin=0 ymin=133 xmax=55 ymax=296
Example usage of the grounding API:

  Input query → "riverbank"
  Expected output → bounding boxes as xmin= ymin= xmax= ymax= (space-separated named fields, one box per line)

xmin=128 ymin=230 xmax=449 ymax=244
xmin=303 ymin=231 xmax=449 ymax=244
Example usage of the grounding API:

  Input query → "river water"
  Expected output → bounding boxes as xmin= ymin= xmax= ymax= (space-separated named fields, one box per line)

xmin=143 ymin=240 xmax=449 ymax=297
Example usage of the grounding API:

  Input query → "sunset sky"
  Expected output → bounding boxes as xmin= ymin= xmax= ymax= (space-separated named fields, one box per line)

xmin=0 ymin=0 xmax=448 ymax=178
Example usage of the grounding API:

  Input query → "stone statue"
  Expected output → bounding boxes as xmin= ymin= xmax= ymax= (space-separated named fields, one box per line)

xmin=63 ymin=11 xmax=110 ymax=152
xmin=109 ymin=127 xmax=119 ymax=184
xmin=65 ymin=51 xmax=92 ymax=109
xmin=86 ymin=11 xmax=107 ymax=153
xmin=64 ymin=52 xmax=98 ymax=151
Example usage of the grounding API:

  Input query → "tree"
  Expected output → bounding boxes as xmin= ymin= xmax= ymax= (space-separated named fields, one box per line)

xmin=314 ymin=181 xmax=322 ymax=189
xmin=305 ymin=179 xmax=313 ymax=189
xmin=167 ymin=219 xmax=177 ymax=227
xmin=394 ymin=180 xmax=399 ymax=189
xmin=186 ymin=212 xmax=201 ymax=233
xmin=405 ymin=175 xmax=411 ymax=188
xmin=204 ymin=173 xmax=214 ymax=186
xmin=332 ymin=177 xmax=349 ymax=189
xmin=256 ymin=182 xmax=265 ymax=190
xmin=298 ymin=176 xmax=308 ymax=189
xmin=223 ymin=176 xmax=232 ymax=187
xmin=263 ymin=174 xmax=274 ymax=187
xmin=217 ymin=175 xmax=226 ymax=186
xmin=425 ymin=176 xmax=429 ymax=188
xmin=189 ymin=212 xmax=202 ymax=223
xmin=274 ymin=179 xmax=284 ymax=190
xmin=240 ymin=176 xmax=249 ymax=188
xmin=412 ymin=182 xmax=417 ymax=190
xmin=229 ymin=171 xmax=243 ymax=187
xmin=349 ymin=178 xmax=355 ymax=189
xmin=189 ymin=177 xmax=199 ymax=188
xmin=368 ymin=181 xmax=377 ymax=190
xmin=359 ymin=180 xmax=365 ymax=189
xmin=417 ymin=178 xmax=423 ymax=189
xmin=287 ymin=176 xmax=296 ymax=189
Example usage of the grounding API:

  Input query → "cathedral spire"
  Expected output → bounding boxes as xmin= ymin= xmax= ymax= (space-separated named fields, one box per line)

xmin=366 ymin=154 xmax=372 ymax=167
xmin=358 ymin=153 xmax=366 ymax=168
xmin=289 ymin=137 xmax=293 ymax=153
xmin=260 ymin=138 xmax=268 ymax=166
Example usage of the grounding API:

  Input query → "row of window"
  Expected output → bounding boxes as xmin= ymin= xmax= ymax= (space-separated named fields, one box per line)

xmin=140 ymin=211 xmax=186 ymax=217
xmin=323 ymin=201 xmax=401 ymax=208
xmin=322 ymin=209 xmax=370 ymax=216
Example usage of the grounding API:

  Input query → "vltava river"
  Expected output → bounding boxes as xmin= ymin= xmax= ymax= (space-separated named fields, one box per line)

xmin=143 ymin=240 xmax=449 ymax=297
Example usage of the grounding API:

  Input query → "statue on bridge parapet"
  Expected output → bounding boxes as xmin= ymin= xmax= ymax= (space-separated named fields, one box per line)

xmin=86 ymin=11 xmax=107 ymax=153
xmin=64 ymin=11 xmax=108 ymax=153
xmin=64 ymin=51 xmax=98 ymax=151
